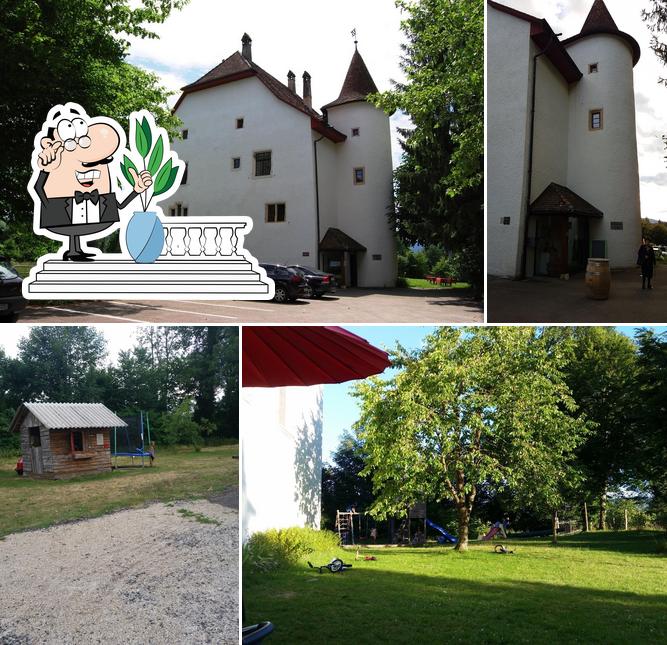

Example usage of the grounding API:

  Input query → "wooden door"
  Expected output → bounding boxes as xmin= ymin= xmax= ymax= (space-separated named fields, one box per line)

xmin=29 ymin=427 xmax=43 ymax=475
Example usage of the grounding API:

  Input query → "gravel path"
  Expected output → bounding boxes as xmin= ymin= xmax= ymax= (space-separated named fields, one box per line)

xmin=0 ymin=499 xmax=238 ymax=645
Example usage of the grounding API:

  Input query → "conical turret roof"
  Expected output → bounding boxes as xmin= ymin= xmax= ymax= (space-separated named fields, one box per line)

xmin=562 ymin=0 xmax=640 ymax=65
xmin=322 ymin=48 xmax=379 ymax=110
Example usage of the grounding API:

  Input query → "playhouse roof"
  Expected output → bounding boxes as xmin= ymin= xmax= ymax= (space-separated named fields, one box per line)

xmin=10 ymin=403 xmax=127 ymax=432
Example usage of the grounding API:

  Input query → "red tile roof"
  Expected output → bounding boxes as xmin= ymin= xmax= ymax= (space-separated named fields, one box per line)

xmin=173 ymin=51 xmax=347 ymax=143
xmin=322 ymin=49 xmax=379 ymax=110
xmin=562 ymin=0 xmax=640 ymax=66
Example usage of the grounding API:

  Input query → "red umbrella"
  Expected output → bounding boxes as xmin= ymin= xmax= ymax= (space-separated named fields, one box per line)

xmin=242 ymin=326 xmax=391 ymax=387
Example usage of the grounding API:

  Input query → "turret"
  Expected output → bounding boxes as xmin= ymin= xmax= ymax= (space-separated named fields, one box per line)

xmin=563 ymin=0 xmax=642 ymax=268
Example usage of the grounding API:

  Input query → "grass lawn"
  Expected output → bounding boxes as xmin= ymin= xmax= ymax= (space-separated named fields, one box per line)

xmin=0 ymin=444 xmax=238 ymax=537
xmin=244 ymin=531 xmax=667 ymax=644
xmin=403 ymin=277 xmax=471 ymax=290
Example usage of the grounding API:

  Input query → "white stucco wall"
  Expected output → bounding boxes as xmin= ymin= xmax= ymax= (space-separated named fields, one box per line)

xmin=565 ymin=35 xmax=642 ymax=267
xmin=326 ymin=102 xmax=397 ymax=287
xmin=172 ymin=77 xmax=319 ymax=265
xmin=242 ymin=385 xmax=323 ymax=541
xmin=486 ymin=7 xmax=534 ymax=278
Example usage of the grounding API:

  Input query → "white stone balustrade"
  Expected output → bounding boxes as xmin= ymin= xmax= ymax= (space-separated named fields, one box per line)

xmin=159 ymin=217 xmax=249 ymax=259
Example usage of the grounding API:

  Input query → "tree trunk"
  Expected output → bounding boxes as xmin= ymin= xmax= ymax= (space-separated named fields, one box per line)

xmin=583 ymin=501 xmax=589 ymax=532
xmin=552 ymin=509 xmax=558 ymax=544
xmin=454 ymin=503 xmax=470 ymax=551
xmin=598 ymin=486 xmax=607 ymax=531
xmin=624 ymin=508 xmax=628 ymax=531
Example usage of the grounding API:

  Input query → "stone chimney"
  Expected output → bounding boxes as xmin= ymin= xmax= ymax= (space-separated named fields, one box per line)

xmin=241 ymin=33 xmax=252 ymax=61
xmin=302 ymin=71 xmax=312 ymax=108
xmin=287 ymin=70 xmax=296 ymax=93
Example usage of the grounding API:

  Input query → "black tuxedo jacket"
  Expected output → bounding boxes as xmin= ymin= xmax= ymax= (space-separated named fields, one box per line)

xmin=34 ymin=171 xmax=139 ymax=230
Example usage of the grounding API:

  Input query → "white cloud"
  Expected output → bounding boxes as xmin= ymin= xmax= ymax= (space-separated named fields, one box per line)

xmin=501 ymin=0 xmax=667 ymax=221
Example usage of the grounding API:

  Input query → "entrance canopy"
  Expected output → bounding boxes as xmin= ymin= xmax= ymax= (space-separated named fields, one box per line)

xmin=530 ymin=183 xmax=603 ymax=218
xmin=242 ymin=326 xmax=390 ymax=387
xmin=319 ymin=227 xmax=367 ymax=252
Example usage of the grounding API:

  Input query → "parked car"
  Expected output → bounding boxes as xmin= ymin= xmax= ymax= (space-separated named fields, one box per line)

xmin=287 ymin=265 xmax=338 ymax=298
xmin=0 ymin=256 xmax=26 ymax=322
xmin=260 ymin=264 xmax=307 ymax=303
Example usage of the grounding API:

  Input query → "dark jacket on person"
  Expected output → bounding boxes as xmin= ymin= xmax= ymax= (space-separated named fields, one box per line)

xmin=34 ymin=170 xmax=138 ymax=233
xmin=637 ymin=244 xmax=656 ymax=278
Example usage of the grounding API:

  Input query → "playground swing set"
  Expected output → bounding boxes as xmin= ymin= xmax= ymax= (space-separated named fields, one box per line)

xmin=111 ymin=411 xmax=155 ymax=469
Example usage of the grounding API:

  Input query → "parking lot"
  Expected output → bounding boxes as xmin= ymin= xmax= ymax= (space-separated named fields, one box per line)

xmin=18 ymin=287 xmax=482 ymax=324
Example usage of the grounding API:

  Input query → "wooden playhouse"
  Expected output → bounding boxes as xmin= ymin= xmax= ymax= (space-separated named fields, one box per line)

xmin=10 ymin=402 xmax=127 ymax=479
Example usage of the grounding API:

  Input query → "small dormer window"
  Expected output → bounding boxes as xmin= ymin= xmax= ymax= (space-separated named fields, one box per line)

xmin=589 ymin=63 xmax=598 ymax=74
xmin=352 ymin=128 xmax=360 ymax=137
xmin=236 ymin=118 xmax=244 ymax=129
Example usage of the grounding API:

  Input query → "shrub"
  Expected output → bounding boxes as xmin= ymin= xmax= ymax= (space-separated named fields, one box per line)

xmin=656 ymin=537 xmax=667 ymax=555
xmin=244 ymin=527 xmax=340 ymax=573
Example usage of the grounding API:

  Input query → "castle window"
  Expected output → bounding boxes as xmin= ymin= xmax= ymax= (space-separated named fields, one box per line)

xmin=353 ymin=167 xmax=365 ymax=185
xmin=610 ymin=221 xmax=623 ymax=231
xmin=590 ymin=109 xmax=603 ymax=130
xmin=501 ymin=217 xmax=511 ymax=226
xmin=181 ymin=163 xmax=188 ymax=185
xmin=232 ymin=157 xmax=241 ymax=170
xmin=236 ymin=118 xmax=244 ymax=129
xmin=352 ymin=128 xmax=360 ymax=137
xmin=589 ymin=63 xmax=598 ymax=74
xmin=182 ymin=129 xmax=189 ymax=139
xmin=372 ymin=254 xmax=382 ymax=261
xmin=266 ymin=203 xmax=286 ymax=223
xmin=254 ymin=151 xmax=272 ymax=177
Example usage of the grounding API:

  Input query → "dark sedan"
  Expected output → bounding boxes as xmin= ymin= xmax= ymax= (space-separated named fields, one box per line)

xmin=287 ymin=265 xmax=337 ymax=298
xmin=260 ymin=264 xmax=307 ymax=303
xmin=0 ymin=257 xmax=26 ymax=322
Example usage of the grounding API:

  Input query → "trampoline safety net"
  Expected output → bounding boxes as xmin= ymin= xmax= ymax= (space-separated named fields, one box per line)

xmin=112 ymin=412 xmax=151 ymax=457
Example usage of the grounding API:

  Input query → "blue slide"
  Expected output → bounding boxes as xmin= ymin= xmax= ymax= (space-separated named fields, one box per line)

xmin=426 ymin=518 xmax=458 ymax=544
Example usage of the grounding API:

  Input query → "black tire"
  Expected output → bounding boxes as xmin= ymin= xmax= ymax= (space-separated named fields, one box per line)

xmin=302 ymin=285 xmax=314 ymax=298
xmin=273 ymin=285 xmax=288 ymax=303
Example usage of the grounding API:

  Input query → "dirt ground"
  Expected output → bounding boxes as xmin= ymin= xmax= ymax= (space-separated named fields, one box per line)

xmin=488 ymin=264 xmax=667 ymax=323
xmin=0 ymin=498 xmax=238 ymax=645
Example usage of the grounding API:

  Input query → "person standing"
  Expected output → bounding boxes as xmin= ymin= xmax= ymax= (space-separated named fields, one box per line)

xmin=637 ymin=238 xmax=657 ymax=290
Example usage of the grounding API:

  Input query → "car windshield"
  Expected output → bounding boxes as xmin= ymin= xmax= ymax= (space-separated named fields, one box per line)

xmin=0 ymin=262 xmax=18 ymax=279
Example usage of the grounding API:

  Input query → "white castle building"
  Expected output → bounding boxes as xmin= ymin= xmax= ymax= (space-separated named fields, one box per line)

xmin=487 ymin=0 xmax=642 ymax=278
xmin=169 ymin=34 xmax=396 ymax=287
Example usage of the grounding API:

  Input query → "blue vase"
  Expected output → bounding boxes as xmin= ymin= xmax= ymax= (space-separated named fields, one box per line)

xmin=126 ymin=211 xmax=164 ymax=263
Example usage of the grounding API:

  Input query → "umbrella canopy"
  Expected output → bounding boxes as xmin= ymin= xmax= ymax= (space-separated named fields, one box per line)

xmin=242 ymin=326 xmax=391 ymax=387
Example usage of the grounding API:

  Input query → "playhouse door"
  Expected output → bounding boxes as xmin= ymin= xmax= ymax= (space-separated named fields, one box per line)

xmin=29 ymin=427 xmax=43 ymax=475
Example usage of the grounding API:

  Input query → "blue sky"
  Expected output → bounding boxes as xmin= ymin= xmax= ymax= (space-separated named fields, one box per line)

xmin=320 ymin=325 xmax=667 ymax=463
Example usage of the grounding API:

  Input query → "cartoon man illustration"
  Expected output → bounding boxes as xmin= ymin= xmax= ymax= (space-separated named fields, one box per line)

xmin=30 ymin=103 xmax=152 ymax=262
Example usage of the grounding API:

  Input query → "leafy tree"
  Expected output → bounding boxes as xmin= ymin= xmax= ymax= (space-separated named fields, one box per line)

xmin=353 ymin=327 xmax=587 ymax=550
xmin=635 ymin=329 xmax=667 ymax=531
xmin=321 ymin=431 xmax=374 ymax=530
xmin=0 ymin=0 xmax=186 ymax=261
xmin=371 ymin=0 xmax=483 ymax=293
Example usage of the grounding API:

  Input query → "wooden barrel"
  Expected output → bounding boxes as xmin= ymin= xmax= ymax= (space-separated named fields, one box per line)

xmin=585 ymin=258 xmax=611 ymax=300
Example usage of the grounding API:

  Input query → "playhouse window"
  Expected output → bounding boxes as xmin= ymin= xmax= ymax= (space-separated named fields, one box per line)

xmin=71 ymin=431 xmax=84 ymax=452
xmin=29 ymin=427 xmax=41 ymax=447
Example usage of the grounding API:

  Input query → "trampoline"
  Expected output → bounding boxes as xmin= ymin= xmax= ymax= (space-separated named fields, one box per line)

xmin=112 ymin=411 xmax=153 ymax=468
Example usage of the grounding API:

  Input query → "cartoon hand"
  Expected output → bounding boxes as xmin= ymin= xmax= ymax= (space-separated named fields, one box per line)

xmin=38 ymin=140 xmax=63 ymax=171
xmin=129 ymin=168 xmax=153 ymax=194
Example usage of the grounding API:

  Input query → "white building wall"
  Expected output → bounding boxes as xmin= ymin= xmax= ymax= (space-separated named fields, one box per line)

xmin=487 ymin=8 xmax=534 ymax=278
xmin=565 ymin=35 xmax=642 ymax=267
xmin=326 ymin=102 xmax=397 ymax=287
xmin=172 ymin=77 xmax=319 ymax=264
xmin=242 ymin=385 xmax=323 ymax=541
xmin=313 ymin=135 xmax=339 ymax=254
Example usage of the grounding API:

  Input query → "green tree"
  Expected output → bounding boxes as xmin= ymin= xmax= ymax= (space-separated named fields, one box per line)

xmin=371 ymin=0 xmax=483 ymax=293
xmin=0 ymin=0 xmax=186 ymax=261
xmin=353 ymin=327 xmax=586 ymax=550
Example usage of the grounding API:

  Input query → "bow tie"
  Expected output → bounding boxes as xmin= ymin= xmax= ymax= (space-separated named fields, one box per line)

xmin=74 ymin=189 xmax=100 ymax=205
